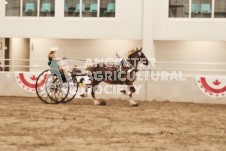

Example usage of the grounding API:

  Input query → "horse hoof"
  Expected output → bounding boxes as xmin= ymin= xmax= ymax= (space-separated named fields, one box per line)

xmin=94 ymin=100 xmax=106 ymax=106
xmin=131 ymin=104 xmax=139 ymax=107
xmin=120 ymin=90 xmax=126 ymax=94
xmin=80 ymin=94 xmax=87 ymax=97
xmin=94 ymin=100 xmax=99 ymax=105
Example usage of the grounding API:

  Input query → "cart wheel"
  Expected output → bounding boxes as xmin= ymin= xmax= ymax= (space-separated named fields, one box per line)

xmin=62 ymin=75 xmax=79 ymax=103
xmin=45 ymin=74 xmax=69 ymax=103
xmin=35 ymin=70 xmax=58 ymax=104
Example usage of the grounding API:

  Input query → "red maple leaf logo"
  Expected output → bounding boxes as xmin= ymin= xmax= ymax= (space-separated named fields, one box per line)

xmin=30 ymin=75 xmax=37 ymax=81
xmin=213 ymin=80 xmax=221 ymax=86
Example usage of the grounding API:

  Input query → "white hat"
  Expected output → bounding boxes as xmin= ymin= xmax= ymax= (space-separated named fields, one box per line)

xmin=49 ymin=47 xmax=59 ymax=52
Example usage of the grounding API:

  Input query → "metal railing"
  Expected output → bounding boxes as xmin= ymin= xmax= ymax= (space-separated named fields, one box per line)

xmin=0 ymin=58 xmax=225 ymax=77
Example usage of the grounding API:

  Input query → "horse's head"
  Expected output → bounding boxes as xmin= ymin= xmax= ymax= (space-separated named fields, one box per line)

xmin=126 ymin=48 xmax=150 ymax=68
xmin=133 ymin=48 xmax=149 ymax=66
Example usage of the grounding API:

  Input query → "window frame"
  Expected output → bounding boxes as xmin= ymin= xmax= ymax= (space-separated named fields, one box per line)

xmin=5 ymin=0 xmax=56 ymax=19
xmin=5 ymin=0 xmax=22 ymax=17
xmin=39 ymin=0 xmax=56 ymax=17
xmin=22 ymin=0 xmax=39 ymax=17
xmin=4 ymin=0 xmax=116 ymax=20
xmin=168 ymin=0 xmax=226 ymax=21
xmin=64 ymin=0 xmax=116 ymax=19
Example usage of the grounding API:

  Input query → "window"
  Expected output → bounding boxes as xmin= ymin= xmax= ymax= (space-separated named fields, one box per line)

xmin=5 ymin=0 xmax=21 ymax=16
xmin=5 ymin=0 xmax=117 ymax=18
xmin=23 ymin=0 xmax=38 ymax=17
xmin=65 ymin=0 xmax=80 ymax=17
xmin=65 ymin=0 xmax=115 ymax=18
xmin=214 ymin=0 xmax=226 ymax=18
xmin=100 ymin=0 xmax=115 ymax=17
xmin=40 ymin=0 xmax=55 ymax=17
xmin=192 ymin=0 xmax=212 ymax=18
xmin=82 ymin=0 xmax=98 ymax=17
xmin=169 ymin=0 xmax=189 ymax=18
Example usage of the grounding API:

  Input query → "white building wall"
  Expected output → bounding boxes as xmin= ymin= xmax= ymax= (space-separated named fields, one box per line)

xmin=155 ymin=40 xmax=226 ymax=63
xmin=9 ymin=38 xmax=30 ymax=71
xmin=153 ymin=0 xmax=226 ymax=41
xmin=1 ymin=0 xmax=226 ymax=41
xmin=0 ymin=0 xmax=143 ymax=40
xmin=29 ymin=38 xmax=142 ymax=72
xmin=0 ymin=0 xmax=225 ymax=104
xmin=142 ymin=0 xmax=155 ymax=58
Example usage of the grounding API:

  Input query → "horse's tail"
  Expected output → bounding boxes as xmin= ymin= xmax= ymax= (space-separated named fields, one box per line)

xmin=86 ymin=65 xmax=93 ymax=71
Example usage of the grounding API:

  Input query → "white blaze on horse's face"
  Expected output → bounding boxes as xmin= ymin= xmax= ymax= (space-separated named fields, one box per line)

xmin=138 ymin=52 xmax=142 ymax=57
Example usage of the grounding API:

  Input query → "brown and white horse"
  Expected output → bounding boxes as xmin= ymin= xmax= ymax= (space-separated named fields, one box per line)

xmin=84 ymin=48 xmax=149 ymax=106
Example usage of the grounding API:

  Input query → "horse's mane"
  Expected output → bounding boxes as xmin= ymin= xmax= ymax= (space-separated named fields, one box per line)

xmin=127 ymin=49 xmax=137 ymax=57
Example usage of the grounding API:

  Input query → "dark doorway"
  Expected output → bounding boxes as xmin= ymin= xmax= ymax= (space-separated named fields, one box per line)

xmin=4 ymin=38 xmax=10 ymax=71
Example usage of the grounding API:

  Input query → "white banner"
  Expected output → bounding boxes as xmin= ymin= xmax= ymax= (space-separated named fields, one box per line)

xmin=196 ymin=76 xmax=226 ymax=98
xmin=15 ymin=72 xmax=91 ymax=98
xmin=15 ymin=72 xmax=43 ymax=93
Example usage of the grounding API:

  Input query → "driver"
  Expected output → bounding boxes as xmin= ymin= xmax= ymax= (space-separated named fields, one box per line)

xmin=48 ymin=47 xmax=71 ymax=78
xmin=48 ymin=47 xmax=74 ymax=94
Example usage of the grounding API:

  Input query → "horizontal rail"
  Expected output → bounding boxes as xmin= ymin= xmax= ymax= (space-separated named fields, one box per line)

xmin=145 ymin=68 xmax=226 ymax=72
xmin=0 ymin=58 xmax=225 ymax=73
xmin=8 ymin=66 xmax=224 ymax=72
xmin=1 ymin=64 xmax=226 ymax=72
xmin=156 ymin=61 xmax=226 ymax=65
xmin=1 ymin=58 xmax=226 ymax=65
xmin=1 ymin=58 xmax=226 ymax=64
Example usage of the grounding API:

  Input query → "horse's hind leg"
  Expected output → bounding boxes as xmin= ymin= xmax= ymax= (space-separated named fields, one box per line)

xmin=91 ymin=82 xmax=106 ymax=106
xmin=91 ymin=84 xmax=99 ymax=105
xmin=128 ymin=85 xmax=138 ymax=106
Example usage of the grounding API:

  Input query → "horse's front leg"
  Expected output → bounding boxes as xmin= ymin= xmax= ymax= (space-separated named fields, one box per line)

xmin=127 ymin=85 xmax=139 ymax=107
xmin=91 ymin=82 xmax=106 ymax=106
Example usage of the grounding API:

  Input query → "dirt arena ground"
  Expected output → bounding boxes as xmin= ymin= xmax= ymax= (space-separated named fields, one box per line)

xmin=0 ymin=97 xmax=225 ymax=151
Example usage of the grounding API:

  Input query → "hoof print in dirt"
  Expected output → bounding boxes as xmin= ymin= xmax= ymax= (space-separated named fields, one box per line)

xmin=80 ymin=94 xmax=87 ymax=98
xmin=99 ymin=100 xmax=106 ymax=106
xmin=131 ymin=104 xmax=139 ymax=107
